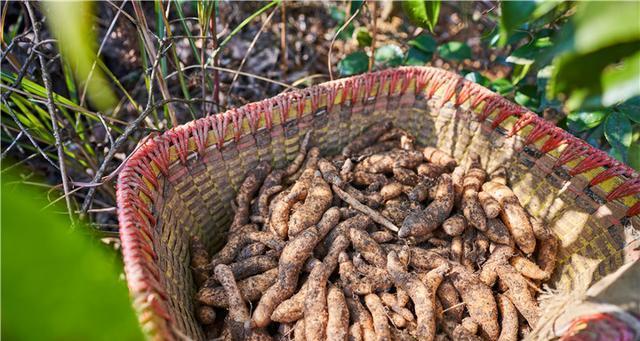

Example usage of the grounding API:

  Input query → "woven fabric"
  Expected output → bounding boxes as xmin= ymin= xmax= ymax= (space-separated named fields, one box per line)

xmin=116 ymin=67 xmax=640 ymax=340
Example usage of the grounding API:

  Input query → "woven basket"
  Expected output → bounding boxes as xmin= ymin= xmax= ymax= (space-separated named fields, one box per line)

xmin=116 ymin=66 xmax=640 ymax=340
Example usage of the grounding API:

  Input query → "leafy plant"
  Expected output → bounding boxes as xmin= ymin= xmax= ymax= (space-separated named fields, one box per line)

xmin=1 ymin=170 xmax=143 ymax=340
xmin=402 ymin=1 xmax=441 ymax=33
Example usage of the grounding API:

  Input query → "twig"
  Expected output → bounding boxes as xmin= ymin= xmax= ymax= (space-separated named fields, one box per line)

xmin=80 ymin=40 xmax=164 ymax=215
xmin=280 ymin=1 xmax=287 ymax=75
xmin=442 ymin=301 xmax=466 ymax=313
xmin=369 ymin=1 xmax=377 ymax=71
xmin=1 ymin=130 xmax=24 ymax=158
xmin=165 ymin=64 xmax=297 ymax=90
xmin=332 ymin=184 xmax=399 ymax=232
xmin=24 ymin=1 xmax=75 ymax=227
xmin=198 ymin=1 xmax=213 ymax=115
xmin=209 ymin=2 xmax=220 ymax=112
xmin=132 ymin=1 xmax=177 ymax=127
xmin=226 ymin=8 xmax=277 ymax=98
xmin=328 ymin=5 xmax=362 ymax=80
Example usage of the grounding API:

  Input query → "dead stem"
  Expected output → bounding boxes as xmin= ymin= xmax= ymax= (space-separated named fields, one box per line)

xmin=24 ymin=1 xmax=76 ymax=227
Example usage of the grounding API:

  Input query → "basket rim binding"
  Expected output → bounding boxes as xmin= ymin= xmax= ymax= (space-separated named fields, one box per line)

xmin=116 ymin=66 xmax=640 ymax=339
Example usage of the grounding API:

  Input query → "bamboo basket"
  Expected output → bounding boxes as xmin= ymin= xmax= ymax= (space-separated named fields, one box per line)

xmin=116 ymin=67 xmax=640 ymax=340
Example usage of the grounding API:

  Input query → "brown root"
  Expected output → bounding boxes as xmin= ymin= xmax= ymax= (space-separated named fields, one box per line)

xmin=482 ymin=181 xmax=536 ymax=254
xmin=387 ymin=251 xmax=436 ymax=341
xmin=448 ymin=264 xmax=500 ymax=341
xmin=304 ymin=263 xmax=330 ymax=340
xmin=496 ymin=294 xmax=518 ymax=341
xmin=399 ymin=174 xmax=454 ymax=239
xmin=364 ymin=294 xmax=392 ymax=340
xmin=288 ymin=172 xmax=333 ymax=237
xmin=442 ymin=214 xmax=467 ymax=236
xmin=422 ymin=147 xmax=456 ymax=171
xmin=231 ymin=162 xmax=272 ymax=232
xmin=327 ymin=285 xmax=350 ymax=341
xmin=497 ymin=264 xmax=540 ymax=327
xmin=197 ymin=268 xmax=278 ymax=307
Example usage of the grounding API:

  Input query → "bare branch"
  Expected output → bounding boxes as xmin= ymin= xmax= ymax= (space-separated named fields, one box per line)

xmin=24 ymin=1 xmax=76 ymax=226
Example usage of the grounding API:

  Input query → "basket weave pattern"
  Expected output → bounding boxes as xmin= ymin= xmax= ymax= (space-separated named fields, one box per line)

xmin=116 ymin=67 xmax=640 ymax=340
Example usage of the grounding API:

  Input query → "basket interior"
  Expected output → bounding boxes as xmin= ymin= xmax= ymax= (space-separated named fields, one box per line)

xmin=117 ymin=68 xmax=640 ymax=340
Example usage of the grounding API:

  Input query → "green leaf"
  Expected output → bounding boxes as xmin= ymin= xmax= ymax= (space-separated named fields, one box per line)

xmin=1 ymin=171 xmax=143 ymax=340
xmin=338 ymin=51 xmax=369 ymax=76
xmin=604 ymin=111 xmax=633 ymax=160
xmin=402 ymin=1 xmax=441 ymax=32
xmin=514 ymin=85 xmax=540 ymax=110
xmin=549 ymin=41 xmax=639 ymax=111
xmin=490 ymin=78 xmax=514 ymax=95
xmin=511 ymin=64 xmax=532 ymax=85
xmin=586 ymin=122 xmax=605 ymax=148
xmin=43 ymin=2 xmax=117 ymax=111
xmin=330 ymin=6 xmax=346 ymax=22
xmin=408 ymin=35 xmax=437 ymax=53
xmin=404 ymin=47 xmax=432 ymax=66
xmin=464 ymin=71 xmax=490 ymax=87
xmin=608 ymin=145 xmax=626 ymax=163
xmin=350 ymin=0 xmax=364 ymax=15
xmin=375 ymin=44 xmax=404 ymax=67
xmin=507 ymin=37 xmax=553 ymax=65
xmin=572 ymin=1 xmax=640 ymax=55
xmin=330 ymin=7 xmax=355 ymax=39
xmin=355 ymin=27 xmax=372 ymax=47
xmin=498 ymin=1 xmax=537 ymax=46
xmin=567 ymin=111 xmax=607 ymax=133
xmin=617 ymin=97 xmax=640 ymax=123
xmin=602 ymin=51 xmax=640 ymax=107
xmin=629 ymin=142 xmax=640 ymax=171
xmin=437 ymin=41 xmax=471 ymax=61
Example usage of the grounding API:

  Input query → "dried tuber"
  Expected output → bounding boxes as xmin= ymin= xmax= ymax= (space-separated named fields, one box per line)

xmin=192 ymin=123 xmax=554 ymax=339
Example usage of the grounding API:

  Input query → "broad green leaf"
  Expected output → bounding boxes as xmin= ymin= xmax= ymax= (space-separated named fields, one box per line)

xmin=404 ymin=47 xmax=432 ymax=66
xmin=514 ymin=85 xmax=540 ymax=110
xmin=511 ymin=64 xmax=532 ymax=85
xmin=408 ymin=35 xmax=437 ymax=53
xmin=464 ymin=71 xmax=490 ymax=87
xmin=355 ymin=27 xmax=372 ymax=47
xmin=604 ymin=111 xmax=633 ymax=158
xmin=402 ymin=1 xmax=441 ymax=32
xmin=490 ymin=78 xmax=514 ymax=95
xmin=572 ymin=1 xmax=640 ymax=55
xmin=1 ymin=171 xmax=143 ymax=340
xmin=629 ymin=142 xmax=640 ymax=171
xmin=567 ymin=111 xmax=607 ymax=133
xmin=437 ymin=41 xmax=471 ymax=61
xmin=608 ymin=146 xmax=626 ymax=163
xmin=338 ymin=51 xmax=369 ymax=76
xmin=617 ymin=97 xmax=640 ymax=123
xmin=602 ymin=51 xmax=640 ymax=107
xmin=549 ymin=41 xmax=639 ymax=110
xmin=531 ymin=0 xmax=565 ymax=20
xmin=507 ymin=37 xmax=553 ymax=65
xmin=350 ymin=0 xmax=364 ymax=15
xmin=498 ymin=1 xmax=536 ymax=46
xmin=586 ymin=123 xmax=605 ymax=148
xmin=43 ymin=2 xmax=117 ymax=112
xmin=375 ymin=44 xmax=404 ymax=67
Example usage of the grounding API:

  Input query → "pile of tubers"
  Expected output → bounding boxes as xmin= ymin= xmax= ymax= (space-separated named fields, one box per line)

xmin=190 ymin=121 xmax=559 ymax=341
